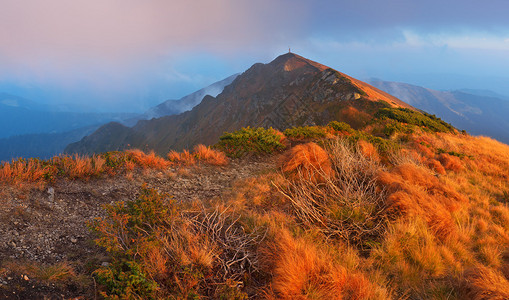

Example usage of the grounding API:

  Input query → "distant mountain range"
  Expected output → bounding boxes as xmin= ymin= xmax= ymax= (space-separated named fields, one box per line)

xmin=0 ymin=126 xmax=99 ymax=161
xmin=66 ymin=53 xmax=413 ymax=155
xmin=0 ymin=76 xmax=239 ymax=161
xmin=368 ymin=80 xmax=509 ymax=144
xmin=6 ymin=54 xmax=509 ymax=160
xmin=0 ymin=93 xmax=137 ymax=139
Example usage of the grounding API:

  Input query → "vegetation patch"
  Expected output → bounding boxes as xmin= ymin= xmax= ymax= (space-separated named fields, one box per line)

xmin=89 ymin=187 xmax=263 ymax=299
xmin=284 ymin=126 xmax=328 ymax=140
xmin=215 ymin=127 xmax=286 ymax=158
xmin=327 ymin=121 xmax=355 ymax=133
xmin=382 ymin=120 xmax=414 ymax=137
xmin=376 ymin=107 xmax=454 ymax=133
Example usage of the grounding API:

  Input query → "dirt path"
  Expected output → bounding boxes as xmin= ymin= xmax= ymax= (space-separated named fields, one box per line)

xmin=0 ymin=156 xmax=277 ymax=298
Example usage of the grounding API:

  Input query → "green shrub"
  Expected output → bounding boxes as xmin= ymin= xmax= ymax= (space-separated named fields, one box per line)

xmin=215 ymin=127 xmax=286 ymax=158
xmin=94 ymin=261 xmax=158 ymax=299
xmin=89 ymin=188 xmax=170 ymax=299
xmin=383 ymin=121 xmax=414 ymax=137
xmin=327 ymin=121 xmax=354 ymax=133
xmin=284 ymin=126 xmax=328 ymax=139
xmin=437 ymin=148 xmax=473 ymax=159
xmin=375 ymin=108 xmax=454 ymax=133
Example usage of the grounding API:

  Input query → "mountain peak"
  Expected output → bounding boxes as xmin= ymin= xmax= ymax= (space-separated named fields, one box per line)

xmin=67 ymin=53 xmax=414 ymax=154
xmin=270 ymin=52 xmax=329 ymax=72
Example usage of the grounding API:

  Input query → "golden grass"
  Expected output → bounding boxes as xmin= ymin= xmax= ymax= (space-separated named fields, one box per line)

xmin=358 ymin=140 xmax=380 ymax=162
xmin=2 ymin=260 xmax=77 ymax=284
xmin=4 ymin=127 xmax=509 ymax=298
xmin=193 ymin=144 xmax=228 ymax=166
xmin=126 ymin=149 xmax=172 ymax=169
xmin=262 ymin=229 xmax=389 ymax=299
xmin=464 ymin=266 xmax=509 ymax=300
xmin=281 ymin=142 xmax=332 ymax=182
xmin=378 ymin=163 xmax=466 ymax=240
xmin=438 ymin=153 xmax=463 ymax=172
xmin=426 ymin=158 xmax=446 ymax=175
xmin=167 ymin=146 xmax=228 ymax=166
xmin=167 ymin=149 xmax=196 ymax=165
xmin=0 ymin=146 xmax=229 ymax=187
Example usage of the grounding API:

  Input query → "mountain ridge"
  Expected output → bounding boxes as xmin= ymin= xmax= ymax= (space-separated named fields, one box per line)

xmin=66 ymin=53 xmax=415 ymax=155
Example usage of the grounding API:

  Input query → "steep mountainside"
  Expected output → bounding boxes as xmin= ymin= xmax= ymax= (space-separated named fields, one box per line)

xmin=66 ymin=53 xmax=414 ymax=155
xmin=369 ymin=80 xmax=509 ymax=143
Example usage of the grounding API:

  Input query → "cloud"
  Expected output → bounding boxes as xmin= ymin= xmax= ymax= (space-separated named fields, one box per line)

xmin=0 ymin=1 xmax=307 ymax=64
xmin=1 ymin=0 xmax=509 ymax=109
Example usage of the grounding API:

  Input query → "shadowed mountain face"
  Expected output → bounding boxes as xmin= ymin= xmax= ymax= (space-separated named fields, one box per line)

xmin=369 ymin=80 xmax=509 ymax=144
xmin=66 ymin=53 xmax=414 ymax=155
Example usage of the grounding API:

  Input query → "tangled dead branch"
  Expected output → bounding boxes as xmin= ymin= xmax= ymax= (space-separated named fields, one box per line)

xmin=276 ymin=138 xmax=388 ymax=248
xmin=189 ymin=206 xmax=267 ymax=284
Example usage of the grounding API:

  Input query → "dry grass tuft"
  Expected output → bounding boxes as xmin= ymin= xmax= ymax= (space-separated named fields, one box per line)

xmin=281 ymin=142 xmax=332 ymax=182
xmin=278 ymin=138 xmax=386 ymax=245
xmin=463 ymin=266 xmax=509 ymax=300
xmin=3 ymin=260 xmax=76 ymax=284
xmin=439 ymin=153 xmax=463 ymax=172
xmin=193 ymin=144 xmax=228 ymax=166
xmin=262 ymin=230 xmax=387 ymax=299
xmin=126 ymin=149 xmax=171 ymax=169
xmin=167 ymin=150 xmax=196 ymax=165
xmin=358 ymin=140 xmax=380 ymax=162
xmin=426 ymin=158 xmax=446 ymax=175
xmin=378 ymin=163 xmax=465 ymax=240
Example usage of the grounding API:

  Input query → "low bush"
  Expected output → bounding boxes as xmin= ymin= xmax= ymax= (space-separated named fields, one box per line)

xmin=215 ymin=127 xmax=286 ymax=158
xmin=284 ymin=126 xmax=328 ymax=140
xmin=383 ymin=120 xmax=414 ymax=136
xmin=376 ymin=107 xmax=454 ymax=133
xmin=327 ymin=121 xmax=354 ymax=133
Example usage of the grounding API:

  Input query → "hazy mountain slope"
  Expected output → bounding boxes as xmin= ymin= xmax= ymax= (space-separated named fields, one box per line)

xmin=65 ymin=121 xmax=148 ymax=154
xmin=144 ymin=74 xmax=239 ymax=119
xmin=369 ymin=80 xmax=509 ymax=143
xmin=0 ymin=126 xmax=99 ymax=161
xmin=0 ymin=100 xmax=138 ymax=138
xmin=66 ymin=53 xmax=414 ymax=155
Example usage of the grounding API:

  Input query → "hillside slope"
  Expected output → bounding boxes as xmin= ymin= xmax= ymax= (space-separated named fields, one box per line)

xmin=2 ymin=118 xmax=509 ymax=298
xmin=66 ymin=53 xmax=413 ymax=155
xmin=369 ymin=80 xmax=509 ymax=143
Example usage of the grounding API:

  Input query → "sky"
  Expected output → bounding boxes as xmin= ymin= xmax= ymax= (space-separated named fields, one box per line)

xmin=1 ymin=0 xmax=509 ymax=112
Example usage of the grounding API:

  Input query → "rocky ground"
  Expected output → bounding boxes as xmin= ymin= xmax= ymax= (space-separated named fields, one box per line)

xmin=0 ymin=156 xmax=277 ymax=299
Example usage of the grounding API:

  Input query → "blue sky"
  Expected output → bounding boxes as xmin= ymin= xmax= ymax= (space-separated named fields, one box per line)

xmin=1 ymin=0 xmax=509 ymax=112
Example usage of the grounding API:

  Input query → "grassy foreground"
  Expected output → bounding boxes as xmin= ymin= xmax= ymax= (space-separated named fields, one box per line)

xmin=1 ymin=109 xmax=509 ymax=299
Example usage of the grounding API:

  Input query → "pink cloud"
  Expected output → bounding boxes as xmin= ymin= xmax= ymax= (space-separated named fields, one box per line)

xmin=0 ymin=1 xmax=307 ymax=68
